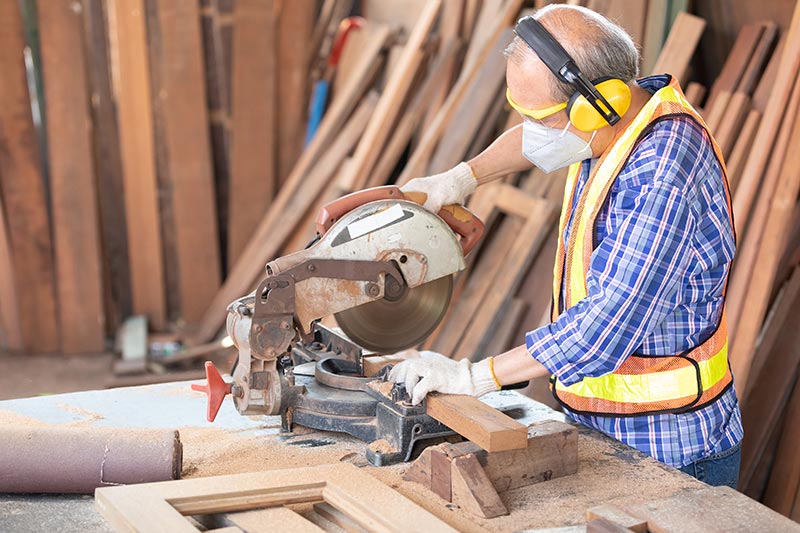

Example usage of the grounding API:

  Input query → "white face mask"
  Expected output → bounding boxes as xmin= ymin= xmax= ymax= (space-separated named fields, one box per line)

xmin=521 ymin=120 xmax=596 ymax=173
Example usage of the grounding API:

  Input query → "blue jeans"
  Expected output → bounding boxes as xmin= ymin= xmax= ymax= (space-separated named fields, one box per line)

xmin=678 ymin=441 xmax=741 ymax=488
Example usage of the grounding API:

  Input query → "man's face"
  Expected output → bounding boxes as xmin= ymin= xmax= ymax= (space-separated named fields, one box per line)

xmin=505 ymin=57 xmax=570 ymax=130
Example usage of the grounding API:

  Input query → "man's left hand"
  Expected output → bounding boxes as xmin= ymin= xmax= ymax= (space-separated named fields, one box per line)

xmin=388 ymin=351 xmax=498 ymax=405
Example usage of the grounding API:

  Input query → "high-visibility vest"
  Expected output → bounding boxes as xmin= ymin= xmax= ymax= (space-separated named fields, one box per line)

xmin=550 ymin=77 xmax=735 ymax=416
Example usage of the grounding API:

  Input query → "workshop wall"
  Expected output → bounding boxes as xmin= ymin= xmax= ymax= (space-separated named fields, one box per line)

xmin=1 ymin=0 xmax=800 ymax=520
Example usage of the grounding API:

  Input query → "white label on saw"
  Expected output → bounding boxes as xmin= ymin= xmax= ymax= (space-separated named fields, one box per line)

xmin=347 ymin=204 xmax=405 ymax=239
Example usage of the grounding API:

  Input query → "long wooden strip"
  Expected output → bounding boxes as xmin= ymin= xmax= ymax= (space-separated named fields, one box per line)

xmin=713 ymin=92 xmax=751 ymax=157
xmin=737 ymin=22 xmax=778 ymax=96
xmin=732 ymin=2 xmax=800 ymax=238
xmin=189 ymin=58 xmax=386 ymax=345
xmin=397 ymin=0 xmax=523 ymax=183
xmin=650 ymin=12 xmax=706 ymax=85
xmin=762 ymin=374 xmax=800 ymax=515
xmin=726 ymin=109 xmax=761 ymax=194
xmin=152 ymin=0 xmax=221 ymax=326
xmin=730 ymin=70 xmax=800 ymax=395
xmin=0 ymin=196 xmax=22 ymax=351
xmin=704 ymin=23 xmax=764 ymax=111
xmin=0 ymin=1 xmax=59 ymax=353
xmin=109 ymin=0 xmax=166 ymax=329
xmin=38 ymin=0 xmax=106 ymax=353
xmin=426 ymin=393 xmax=527 ymax=452
xmin=228 ymin=0 xmax=277 ymax=266
xmin=727 ymin=75 xmax=800 ymax=337
xmin=346 ymin=0 xmax=442 ymax=191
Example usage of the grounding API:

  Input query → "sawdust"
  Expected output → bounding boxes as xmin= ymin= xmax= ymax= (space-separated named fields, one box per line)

xmin=367 ymin=380 xmax=393 ymax=398
xmin=0 ymin=409 xmax=50 ymax=427
xmin=56 ymin=403 xmax=105 ymax=426
xmin=367 ymin=439 xmax=395 ymax=454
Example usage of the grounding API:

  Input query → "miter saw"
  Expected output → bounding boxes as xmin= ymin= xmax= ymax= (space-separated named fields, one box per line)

xmin=192 ymin=186 xmax=486 ymax=465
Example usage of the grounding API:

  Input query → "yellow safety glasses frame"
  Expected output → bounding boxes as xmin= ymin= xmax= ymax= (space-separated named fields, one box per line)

xmin=506 ymin=88 xmax=566 ymax=121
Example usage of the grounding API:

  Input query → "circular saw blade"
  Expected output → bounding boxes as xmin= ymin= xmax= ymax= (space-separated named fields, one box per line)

xmin=335 ymin=275 xmax=453 ymax=353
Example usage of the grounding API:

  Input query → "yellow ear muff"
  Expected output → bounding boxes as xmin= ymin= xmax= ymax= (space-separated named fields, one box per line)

xmin=566 ymin=78 xmax=632 ymax=132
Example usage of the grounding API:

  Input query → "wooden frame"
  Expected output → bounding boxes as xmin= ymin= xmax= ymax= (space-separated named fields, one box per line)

xmin=95 ymin=463 xmax=456 ymax=532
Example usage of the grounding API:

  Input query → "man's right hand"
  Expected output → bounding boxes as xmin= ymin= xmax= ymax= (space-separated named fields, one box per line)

xmin=400 ymin=162 xmax=477 ymax=213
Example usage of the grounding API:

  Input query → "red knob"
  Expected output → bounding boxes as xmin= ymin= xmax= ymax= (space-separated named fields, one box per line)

xmin=191 ymin=361 xmax=232 ymax=422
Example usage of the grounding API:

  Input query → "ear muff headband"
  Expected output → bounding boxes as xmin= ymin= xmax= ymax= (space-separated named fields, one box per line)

xmin=514 ymin=15 xmax=627 ymax=129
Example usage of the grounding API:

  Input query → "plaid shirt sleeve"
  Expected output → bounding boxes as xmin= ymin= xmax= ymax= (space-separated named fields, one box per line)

xmin=526 ymin=129 xmax=704 ymax=387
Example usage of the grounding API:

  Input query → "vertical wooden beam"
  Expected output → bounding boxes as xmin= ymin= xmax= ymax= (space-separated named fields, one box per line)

xmin=277 ymin=0 xmax=315 ymax=184
xmin=650 ymin=12 xmax=706 ymax=85
xmin=108 ymin=0 xmax=167 ymax=329
xmin=0 ymin=1 xmax=60 ymax=353
xmin=84 ymin=0 xmax=132 ymax=334
xmin=150 ymin=0 xmax=221 ymax=326
xmin=37 ymin=0 xmax=106 ymax=353
xmin=0 ymin=195 xmax=22 ymax=352
xmin=228 ymin=0 xmax=277 ymax=266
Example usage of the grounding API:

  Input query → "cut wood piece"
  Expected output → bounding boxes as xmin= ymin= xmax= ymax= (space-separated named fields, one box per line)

xmin=151 ymin=0 xmax=221 ymax=326
xmin=732 ymin=2 xmax=800 ymax=238
xmin=428 ymin=28 xmax=512 ymax=174
xmin=425 ymin=393 xmax=527 ymax=452
xmin=738 ymin=22 xmax=779 ymax=96
xmin=228 ymin=0 xmax=277 ymax=266
xmin=277 ymin=1 xmax=315 ymax=184
xmin=362 ymin=353 xmax=412 ymax=377
xmin=0 ymin=197 xmax=21 ymax=351
xmin=704 ymin=23 xmax=764 ymax=111
xmin=95 ymin=463 xmax=457 ymax=532
xmin=727 ymin=109 xmax=761 ymax=194
xmin=0 ymin=0 xmax=59 ymax=354
xmin=345 ymin=0 xmax=442 ymax=191
xmin=189 ymin=26 xmax=390 ymax=345
xmin=684 ymin=82 xmax=706 ymax=107
xmin=40 ymin=0 xmax=106 ymax=353
xmin=313 ymin=502 xmax=369 ymax=533
xmin=587 ymin=506 xmax=647 ymax=533
xmin=227 ymin=507 xmax=324 ymax=532
xmin=586 ymin=517 xmax=635 ymax=533
xmin=714 ymin=92 xmax=751 ymax=157
xmin=450 ymin=454 xmax=508 ymax=518
xmin=431 ymin=448 xmax=454 ymax=501
xmin=650 ymin=12 xmax=706 ymax=85
xmin=109 ymin=0 xmax=167 ymax=330
xmin=762 ymin=375 xmax=800 ymax=515
xmin=398 ymin=0 xmax=524 ymax=183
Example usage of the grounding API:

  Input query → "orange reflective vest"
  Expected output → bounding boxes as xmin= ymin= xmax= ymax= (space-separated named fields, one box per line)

xmin=550 ymin=77 xmax=734 ymax=416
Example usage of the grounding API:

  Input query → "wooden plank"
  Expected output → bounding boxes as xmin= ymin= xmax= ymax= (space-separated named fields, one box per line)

xmin=641 ymin=0 xmax=669 ymax=75
xmin=38 ymin=0 xmax=106 ymax=353
xmin=726 ymin=109 xmax=761 ymax=195
xmin=84 ymin=0 xmax=132 ymax=333
xmin=420 ymin=0 xmax=463 ymax=135
xmin=0 ymin=195 xmax=22 ymax=351
xmin=425 ymin=393 xmax=528 ymax=452
xmin=428 ymin=28 xmax=512 ymax=174
xmin=398 ymin=0 xmax=524 ymax=184
xmin=227 ymin=0 xmax=277 ymax=267
xmin=277 ymin=1 xmax=315 ymax=184
xmin=650 ymin=12 xmax=706 ymax=85
xmin=227 ymin=507 xmax=324 ymax=532
xmin=684 ymin=82 xmax=706 ymax=107
xmin=738 ymin=22 xmax=779 ymax=96
xmin=586 ymin=505 xmax=647 ymax=533
xmin=346 ymin=0 xmax=442 ymax=191
xmin=713 ymin=92 xmax=751 ymax=157
xmin=597 ymin=0 xmax=647 ymax=46
xmin=704 ymin=23 xmax=764 ymax=110
xmin=703 ymin=90 xmax=731 ymax=132
xmin=450 ymin=453 xmax=508 ymax=518
xmin=151 ymin=0 xmax=221 ymax=326
xmin=0 ymin=0 xmax=59 ymax=353
xmin=108 ymin=0 xmax=167 ymax=330
xmin=763 ymin=376 xmax=800 ymax=515
xmin=95 ymin=464 xmax=456 ymax=532
xmin=731 ymin=96 xmax=800 ymax=391
xmin=752 ymin=36 xmax=784 ymax=113
xmin=732 ymin=1 xmax=800 ymax=239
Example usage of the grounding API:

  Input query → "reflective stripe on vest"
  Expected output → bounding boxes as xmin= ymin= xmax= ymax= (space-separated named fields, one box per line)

xmin=550 ymin=77 xmax=735 ymax=416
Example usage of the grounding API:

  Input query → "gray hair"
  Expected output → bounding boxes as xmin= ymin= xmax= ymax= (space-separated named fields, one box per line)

xmin=505 ymin=5 xmax=640 ymax=102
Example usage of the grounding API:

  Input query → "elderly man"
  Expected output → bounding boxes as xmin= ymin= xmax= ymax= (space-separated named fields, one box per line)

xmin=389 ymin=5 xmax=743 ymax=488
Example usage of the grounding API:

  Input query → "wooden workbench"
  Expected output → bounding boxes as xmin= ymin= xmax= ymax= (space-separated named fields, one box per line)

xmin=0 ymin=381 xmax=796 ymax=532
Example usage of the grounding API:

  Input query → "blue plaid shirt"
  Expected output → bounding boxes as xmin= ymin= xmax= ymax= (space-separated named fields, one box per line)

xmin=525 ymin=76 xmax=743 ymax=468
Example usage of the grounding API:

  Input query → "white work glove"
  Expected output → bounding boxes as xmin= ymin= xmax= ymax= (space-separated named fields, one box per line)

xmin=400 ymin=162 xmax=477 ymax=213
xmin=388 ymin=350 xmax=498 ymax=406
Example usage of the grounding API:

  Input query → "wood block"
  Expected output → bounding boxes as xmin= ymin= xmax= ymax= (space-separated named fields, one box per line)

xmin=431 ymin=448 xmax=453 ymax=501
xmin=362 ymin=354 xmax=414 ymax=377
xmin=450 ymin=454 xmax=508 ymax=518
xmin=586 ymin=505 xmax=647 ymax=533
xmin=586 ymin=518 xmax=634 ymax=533
xmin=426 ymin=393 xmax=528 ymax=452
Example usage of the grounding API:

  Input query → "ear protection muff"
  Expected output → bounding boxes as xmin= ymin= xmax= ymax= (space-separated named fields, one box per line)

xmin=514 ymin=15 xmax=632 ymax=132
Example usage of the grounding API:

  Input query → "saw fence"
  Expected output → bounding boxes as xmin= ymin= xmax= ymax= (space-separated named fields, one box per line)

xmin=1 ymin=0 xmax=800 ymax=521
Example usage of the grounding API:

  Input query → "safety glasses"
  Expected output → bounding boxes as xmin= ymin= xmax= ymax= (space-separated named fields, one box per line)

xmin=506 ymin=88 xmax=566 ymax=121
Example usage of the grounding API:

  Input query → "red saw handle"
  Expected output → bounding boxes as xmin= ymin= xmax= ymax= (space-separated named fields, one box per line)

xmin=316 ymin=186 xmax=484 ymax=255
xmin=190 ymin=361 xmax=231 ymax=423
